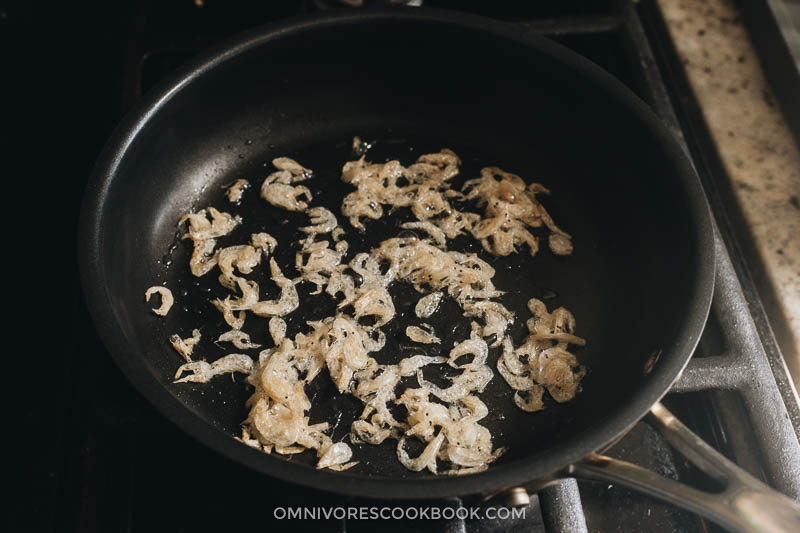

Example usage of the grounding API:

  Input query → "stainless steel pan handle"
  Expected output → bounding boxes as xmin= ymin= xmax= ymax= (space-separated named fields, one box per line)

xmin=567 ymin=402 xmax=800 ymax=533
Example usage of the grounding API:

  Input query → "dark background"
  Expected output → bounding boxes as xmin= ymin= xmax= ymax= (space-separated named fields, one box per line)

xmin=6 ymin=1 xmax=126 ymax=529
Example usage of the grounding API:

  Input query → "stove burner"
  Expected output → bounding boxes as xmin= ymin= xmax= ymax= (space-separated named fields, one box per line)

xmin=49 ymin=1 xmax=800 ymax=531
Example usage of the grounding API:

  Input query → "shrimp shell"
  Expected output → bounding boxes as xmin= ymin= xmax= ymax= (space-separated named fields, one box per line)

xmin=145 ymin=286 xmax=173 ymax=316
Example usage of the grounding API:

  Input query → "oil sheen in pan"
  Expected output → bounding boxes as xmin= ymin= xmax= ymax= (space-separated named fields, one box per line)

xmin=157 ymin=135 xmax=586 ymax=478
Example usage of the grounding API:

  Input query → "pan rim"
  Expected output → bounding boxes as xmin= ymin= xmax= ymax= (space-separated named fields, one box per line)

xmin=78 ymin=6 xmax=715 ymax=499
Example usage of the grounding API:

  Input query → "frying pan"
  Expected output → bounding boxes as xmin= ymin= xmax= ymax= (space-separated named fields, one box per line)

xmin=78 ymin=8 xmax=800 ymax=532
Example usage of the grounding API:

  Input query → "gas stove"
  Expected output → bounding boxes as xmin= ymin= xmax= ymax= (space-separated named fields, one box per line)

xmin=37 ymin=1 xmax=800 ymax=531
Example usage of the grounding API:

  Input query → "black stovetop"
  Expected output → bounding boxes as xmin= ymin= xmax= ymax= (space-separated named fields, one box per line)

xmin=17 ymin=1 xmax=800 ymax=532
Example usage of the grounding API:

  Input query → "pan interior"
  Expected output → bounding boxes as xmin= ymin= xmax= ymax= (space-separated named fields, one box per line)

xmin=98 ymin=18 xmax=701 ymax=481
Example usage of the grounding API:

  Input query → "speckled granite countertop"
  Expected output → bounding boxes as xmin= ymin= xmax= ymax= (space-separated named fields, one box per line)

xmin=658 ymin=0 xmax=800 ymax=382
